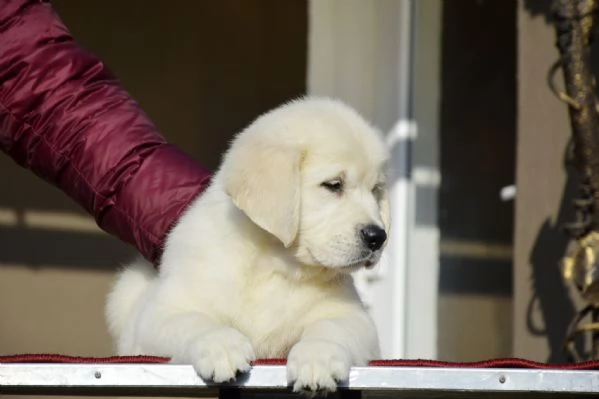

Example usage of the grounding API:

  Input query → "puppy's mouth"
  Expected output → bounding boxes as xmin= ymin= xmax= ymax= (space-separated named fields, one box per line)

xmin=340 ymin=251 xmax=379 ymax=271
xmin=307 ymin=247 xmax=380 ymax=271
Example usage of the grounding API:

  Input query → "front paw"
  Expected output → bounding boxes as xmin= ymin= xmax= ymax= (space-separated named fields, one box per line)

xmin=188 ymin=327 xmax=255 ymax=383
xmin=287 ymin=340 xmax=351 ymax=395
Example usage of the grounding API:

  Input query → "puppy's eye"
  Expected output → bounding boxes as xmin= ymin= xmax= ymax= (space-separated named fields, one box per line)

xmin=372 ymin=183 xmax=385 ymax=197
xmin=321 ymin=179 xmax=344 ymax=193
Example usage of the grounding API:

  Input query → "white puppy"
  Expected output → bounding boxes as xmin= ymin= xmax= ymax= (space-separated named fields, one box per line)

xmin=105 ymin=97 xmax=390 ymax=394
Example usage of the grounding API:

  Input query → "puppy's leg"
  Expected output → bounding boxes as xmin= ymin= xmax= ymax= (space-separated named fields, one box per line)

xmin=286 ymin=312 xmax=379 ymax=394
xmin=134 ymin=305 xmax=255 ymax=383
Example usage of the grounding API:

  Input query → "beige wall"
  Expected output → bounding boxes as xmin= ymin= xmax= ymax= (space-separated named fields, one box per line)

xmin=513 ymin=0 xmax=582 ymax=362
xmin=0 ymin=0 xmax=306 ymax=369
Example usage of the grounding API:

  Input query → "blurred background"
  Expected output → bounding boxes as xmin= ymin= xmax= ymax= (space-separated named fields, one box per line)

xmin=0 ymin=0 xmax=576 ymax=370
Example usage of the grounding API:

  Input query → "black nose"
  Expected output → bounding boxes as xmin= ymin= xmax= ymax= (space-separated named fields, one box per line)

xmin=360 ymin=225 xmax=387 ymax=251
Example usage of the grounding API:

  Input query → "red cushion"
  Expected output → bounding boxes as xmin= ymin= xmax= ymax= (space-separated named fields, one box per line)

xmin=1 ymin=354 xmax=599 ymax=370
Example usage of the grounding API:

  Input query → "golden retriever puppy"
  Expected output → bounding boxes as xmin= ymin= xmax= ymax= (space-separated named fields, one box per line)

xmin=105 ymin=97 xmax=390 ymax=394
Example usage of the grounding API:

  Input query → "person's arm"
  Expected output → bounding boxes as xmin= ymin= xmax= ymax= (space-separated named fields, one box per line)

xmin=0 ymin=0 xmax=212 ymax=264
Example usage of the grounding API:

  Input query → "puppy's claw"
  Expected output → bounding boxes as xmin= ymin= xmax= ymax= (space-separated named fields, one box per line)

xmin=287 ymin=340 xmax=351 ymax=395
xmin=189 ymin=327 xmax=255 ymax=383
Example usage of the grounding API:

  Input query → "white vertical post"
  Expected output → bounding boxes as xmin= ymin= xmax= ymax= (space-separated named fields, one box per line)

xmin=404 ymin=0 xmax=442 ymax=360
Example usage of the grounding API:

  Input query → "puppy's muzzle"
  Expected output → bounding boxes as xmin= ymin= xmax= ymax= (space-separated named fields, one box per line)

xmin=360 ymin=224 xmax=387 ymax=251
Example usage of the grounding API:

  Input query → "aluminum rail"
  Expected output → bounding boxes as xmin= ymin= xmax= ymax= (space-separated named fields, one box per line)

xmin=2 ymin=364 xmax=599 ymax=398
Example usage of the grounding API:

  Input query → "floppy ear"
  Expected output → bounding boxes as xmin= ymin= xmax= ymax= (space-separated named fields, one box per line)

xmin=223 ymin=143 xmax=301 ymax=247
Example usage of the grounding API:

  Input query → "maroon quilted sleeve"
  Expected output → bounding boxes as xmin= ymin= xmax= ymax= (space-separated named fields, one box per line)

xmin=0 ymin=0 xmax=212 ymax=264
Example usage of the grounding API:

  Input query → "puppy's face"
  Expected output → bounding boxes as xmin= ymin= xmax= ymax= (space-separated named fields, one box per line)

xmin=293 ymin=147 xmax=389 ymax=271
xmin=223 ymin=98 xmax=390 ymax=273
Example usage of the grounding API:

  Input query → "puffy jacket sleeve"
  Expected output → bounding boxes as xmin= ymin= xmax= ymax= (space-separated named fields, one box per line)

xmin=0 ymin=0 xmax=212 ymax=264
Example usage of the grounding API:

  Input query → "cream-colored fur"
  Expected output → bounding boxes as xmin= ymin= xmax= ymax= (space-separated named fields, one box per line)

xmin=105 ymin=97 xmax=390 ymax=394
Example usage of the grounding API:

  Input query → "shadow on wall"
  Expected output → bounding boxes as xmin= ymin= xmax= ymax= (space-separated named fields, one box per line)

xmin=0 ymin=158 xmax=135 ymax=271
xmin=523 ymin=0 xmax=553 ymax=23
xmin=521 ymin=0 xmax=572 ymax=364
xmin=0 ymin=210 xmax=134 ymax=270
xmin=526 ymin=160 xmax=580 ymax=363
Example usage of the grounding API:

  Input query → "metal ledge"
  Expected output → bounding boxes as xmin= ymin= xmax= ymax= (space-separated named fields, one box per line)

xmin=2 ymin=363 xmax=599 ymax=398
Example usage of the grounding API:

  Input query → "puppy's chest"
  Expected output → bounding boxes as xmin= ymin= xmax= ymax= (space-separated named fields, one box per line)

xmin=232 ymin=272 xmax=324 ymax=356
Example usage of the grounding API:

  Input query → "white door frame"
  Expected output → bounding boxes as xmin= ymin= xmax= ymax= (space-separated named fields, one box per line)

xmin=306 ymin=0 xmax=442 ymax=359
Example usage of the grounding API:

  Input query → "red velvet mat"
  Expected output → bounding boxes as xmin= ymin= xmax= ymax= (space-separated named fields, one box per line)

xmin=1 ymin=354 xmax=599 ymax=370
